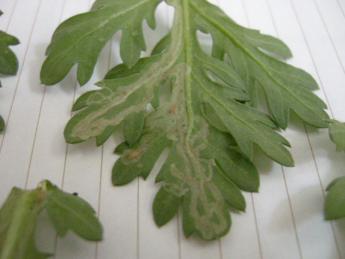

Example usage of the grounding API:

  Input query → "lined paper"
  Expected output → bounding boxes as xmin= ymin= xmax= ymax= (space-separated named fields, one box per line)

xmin=0 ymin=0 xmax=344 ymax=258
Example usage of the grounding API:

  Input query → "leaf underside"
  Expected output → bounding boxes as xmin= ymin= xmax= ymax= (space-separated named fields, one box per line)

xmin=42 ymin=0 xmax=330 ymax=240
xmin=0 ymin=181 xmax=103 ymax=258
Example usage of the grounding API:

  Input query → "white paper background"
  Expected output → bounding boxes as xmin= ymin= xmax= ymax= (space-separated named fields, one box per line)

xmin=0 ymin=0 xmax=345 ymax=258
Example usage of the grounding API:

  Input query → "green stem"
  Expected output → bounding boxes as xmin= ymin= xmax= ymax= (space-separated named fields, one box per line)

xmin=0 ymin=188 xmax=44 ymax=259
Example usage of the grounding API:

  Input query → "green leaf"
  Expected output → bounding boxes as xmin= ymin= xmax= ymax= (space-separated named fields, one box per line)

xmin=204 ymin=99 xmax=293 ymax=166
xmin=0 ymin=180 xmax=103 ymax=258
xmin=200 ymin=2 xmax=328 ymax=128
xmin=0 ymin=30 xmax=19 ymax=76
xmin=213 ymin=167 xmax=246 ymax=212
xmin=244 ymin=29 xmax=292 ymax=59
xmin=325 ymin=177 xmax=345 ymax=220
xmin=153 ymin=188 xmax=180 ymax=227
xmin=0 ymin=12 xmax=19 ymax=133
xmin=0 ymin=188 xmax=49 ymax=259
xmin=45 ymin=183 xmax=103 ymax=241
xmin=326 ymin=121 xmax=345 ymax=221
xmin=329 ymin=121 xmax=345 ymax=151
xmin=40 ymin=0 xmax=162 ymax=86
xmin=113 ymin=130 xmax=170 ymax=185
xmin=114 ymin=141 xmax=130 ymax=155
xmin=207 ymin=128 xmax=259 ymax=192
xmin=123 ymin=111 xmax=145 ymax=146
xmin=48 ymin=0 xmax=330 ymax=240
xmin=0 ymin=116 xmax=4 ymax=132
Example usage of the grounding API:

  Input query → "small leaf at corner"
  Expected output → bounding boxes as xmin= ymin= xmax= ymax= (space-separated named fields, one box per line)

xmin=329 ymin=121 xmax=345 ymax=151
xmin=325 ymin=177 xmax=345 ymax=220
xmin=46 ymin=184 xmax=103 ymax=241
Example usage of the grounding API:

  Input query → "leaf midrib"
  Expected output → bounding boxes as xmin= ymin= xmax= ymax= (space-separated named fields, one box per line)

xmin=181 ymin=0 xmax=195 ymax=140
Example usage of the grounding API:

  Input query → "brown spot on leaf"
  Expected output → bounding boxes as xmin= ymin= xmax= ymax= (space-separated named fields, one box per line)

xmin=169 ymin=104 xmax=177 ymax=115
xmin=36 ymin=190 xmax=47 ymax=204
xmin=126 ymin=148 xmax=143 ymax=161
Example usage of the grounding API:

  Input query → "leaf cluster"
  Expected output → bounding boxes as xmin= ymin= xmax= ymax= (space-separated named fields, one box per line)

xmin=0 ymin=180 xmax=103 ymax=258
xmin=40 ymin=0 xmax=336 ymax=240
